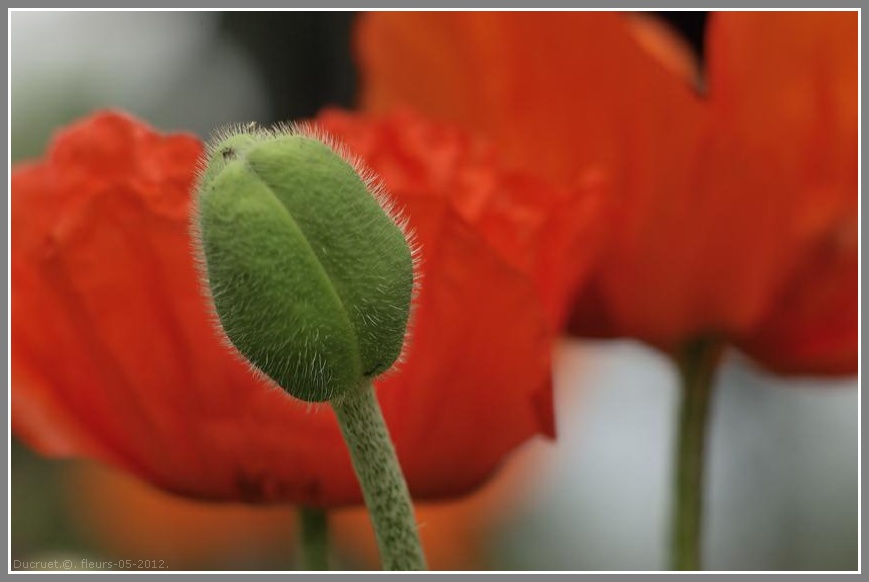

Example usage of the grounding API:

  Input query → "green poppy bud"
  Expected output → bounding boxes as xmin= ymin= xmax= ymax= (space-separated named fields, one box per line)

xmin=193 ymin=123 xmax=416 ymax=403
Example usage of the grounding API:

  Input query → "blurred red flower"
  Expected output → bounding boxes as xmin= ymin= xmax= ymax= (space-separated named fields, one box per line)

xmin=12 ymin=110 xmax=601 ymax=504
xmin=64 ymin=442 xmax=540 ymax=570
xmin=65 ymin=462 xmax=296 ymax=570
xmin=356 ymin=11 xmax=857 ymax=374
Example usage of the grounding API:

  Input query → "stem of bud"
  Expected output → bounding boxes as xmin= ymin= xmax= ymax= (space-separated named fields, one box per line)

xmin=331 ymin=382 xmax=427 ymax=571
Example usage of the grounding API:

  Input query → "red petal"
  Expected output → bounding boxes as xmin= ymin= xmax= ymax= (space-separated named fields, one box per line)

xmin=356 ymin=11 xmax=704 ymax=186
xmin=706 ymin=11 xmax=858 ymax=372
xmin=13 ymin=110 xmax=561 ymax=505
xmin=737 ymin=214 xmax=857 ymax=376
xmin=379 ymin=195 xmax=555 ymax=498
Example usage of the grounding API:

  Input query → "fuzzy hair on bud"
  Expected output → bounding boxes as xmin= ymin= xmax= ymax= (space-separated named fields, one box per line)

xmin=191 ymin=121 xmax=419 ymax=403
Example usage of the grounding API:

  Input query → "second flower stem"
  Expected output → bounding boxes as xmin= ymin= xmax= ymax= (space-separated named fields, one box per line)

xmin=298 ymin=506 xmax=329 ymax=570
xmin=670 ymin=338 xmax=723 ymax=571
xmin=331 ymin=381 xmax=427 ymax=571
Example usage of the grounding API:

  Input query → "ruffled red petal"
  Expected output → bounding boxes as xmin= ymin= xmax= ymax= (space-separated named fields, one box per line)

xmin=318 ymin=108 xmax=610 ymax=330
xmin=12 ymin=110 xmax=564 ymax=504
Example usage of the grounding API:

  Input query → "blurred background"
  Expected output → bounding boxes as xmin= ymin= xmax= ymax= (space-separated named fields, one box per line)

xmin=10 ymin=11 xmax=858 ymax=571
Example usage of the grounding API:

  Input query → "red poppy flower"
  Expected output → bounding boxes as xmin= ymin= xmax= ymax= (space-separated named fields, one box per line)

xmin=355 ymin=11 xmax=857 ymax=375
xmin=12 ymin=109 xmax=597 ymax=505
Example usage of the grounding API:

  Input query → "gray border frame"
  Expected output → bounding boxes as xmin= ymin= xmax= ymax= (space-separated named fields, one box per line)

xmin=6 ymin=4 xmax=862 ymax=579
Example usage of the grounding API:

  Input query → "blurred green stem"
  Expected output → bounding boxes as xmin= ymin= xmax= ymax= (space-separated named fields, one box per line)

xmin=298 ymin=506 xmax=329 ymax=570
xmin=670 ymin=338 xmax=723 ymax=571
